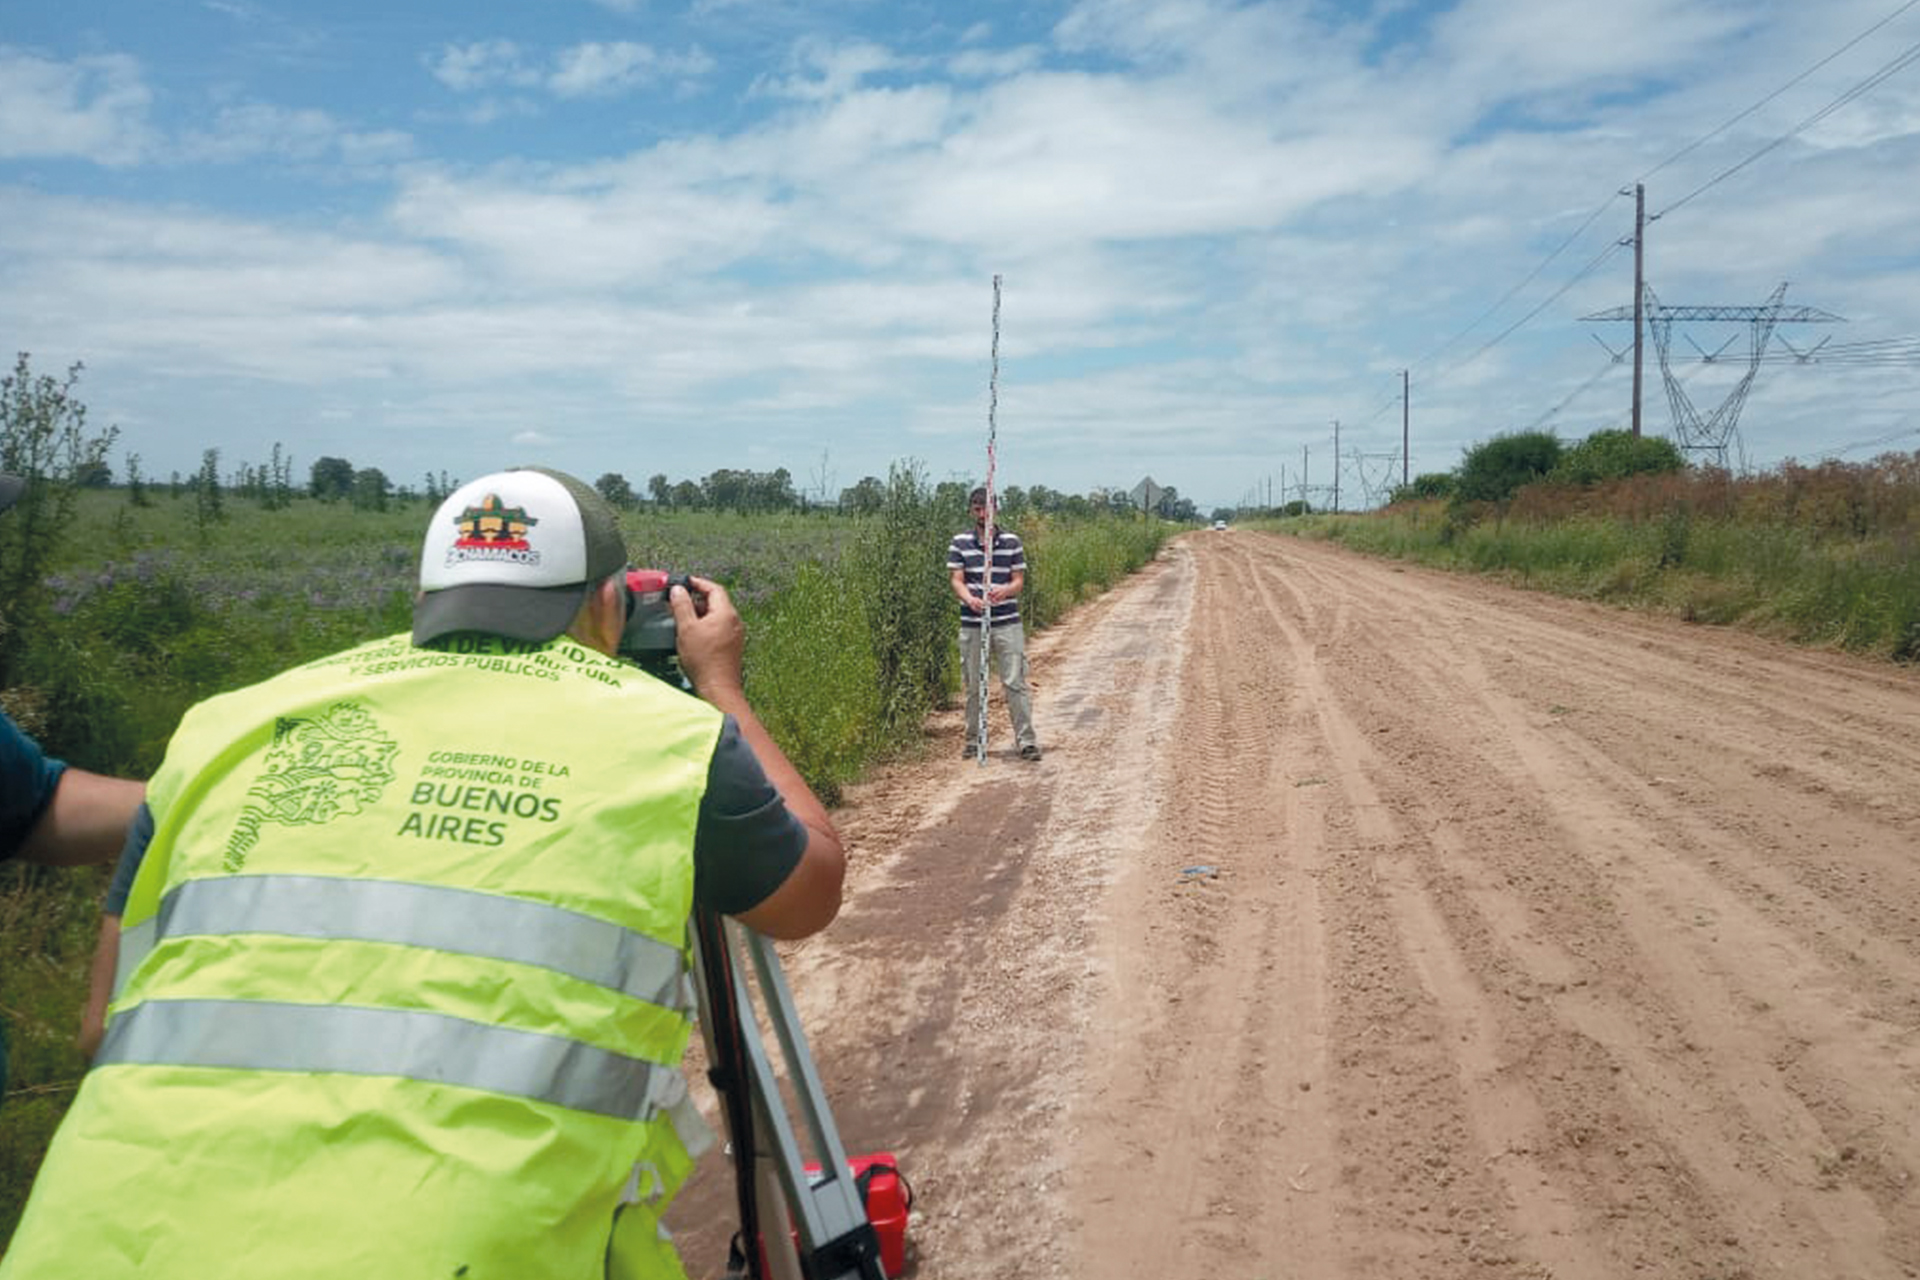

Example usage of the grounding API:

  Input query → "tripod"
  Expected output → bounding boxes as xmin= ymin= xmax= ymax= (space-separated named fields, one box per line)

xmin=690 ymin=910 xmax=891 ymax=1280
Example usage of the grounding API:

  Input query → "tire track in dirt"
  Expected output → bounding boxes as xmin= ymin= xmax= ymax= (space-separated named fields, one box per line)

xmin=1072 ymin=534 xmax=1340 ymax=1277
xmin=1242 ymin=537 xmax=1618 ymax=1279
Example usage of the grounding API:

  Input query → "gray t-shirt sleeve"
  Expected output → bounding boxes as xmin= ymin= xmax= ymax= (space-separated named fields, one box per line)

xmin=692 ymin=715 xmax=809 ymax=916
xmin=103 ymin=803 xmax=155 ymax=916
xmin=1 ymin=711 xmax=67 ymax=860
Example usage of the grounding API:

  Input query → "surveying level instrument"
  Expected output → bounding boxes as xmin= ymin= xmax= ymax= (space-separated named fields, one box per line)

xmin=690 ymin=909 xmax=904 ymax=1280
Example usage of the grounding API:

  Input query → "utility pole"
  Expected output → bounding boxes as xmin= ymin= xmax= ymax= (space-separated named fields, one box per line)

xmin=1301 ymin=446 xmax=1309 ymax=511
xmin=1401 ymin=370 xmax=1410 ymax=486
xmin=1332 ymin=420 xmax=1341 ymax=513
xmin=1631 ymin=182 xmax=1646 ymax=438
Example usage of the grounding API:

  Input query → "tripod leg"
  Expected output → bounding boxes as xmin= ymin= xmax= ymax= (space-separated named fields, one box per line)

xmin=756 ymin=1158 xmax=805 ymax=1280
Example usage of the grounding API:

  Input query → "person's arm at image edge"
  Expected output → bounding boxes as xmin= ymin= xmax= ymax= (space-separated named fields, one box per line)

xmin=77 ymin=915 xmax=120 ymax=1062
xmin=18 ymin=770 xmax=144 ymax=867
xmin=78 ymin=804 xmax=150 ymax=1061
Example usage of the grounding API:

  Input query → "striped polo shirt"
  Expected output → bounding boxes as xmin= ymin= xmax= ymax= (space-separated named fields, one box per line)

xmin=947 ymin=526 xmax=1026 ymax=630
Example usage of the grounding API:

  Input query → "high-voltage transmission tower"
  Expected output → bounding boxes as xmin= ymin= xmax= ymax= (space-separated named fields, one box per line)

xmin=1584 ymin=282 xmax=1843 ymax=471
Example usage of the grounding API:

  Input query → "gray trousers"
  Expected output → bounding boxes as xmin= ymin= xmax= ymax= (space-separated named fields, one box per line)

xmin=960 ymin=622 xmax=1037 ymax=749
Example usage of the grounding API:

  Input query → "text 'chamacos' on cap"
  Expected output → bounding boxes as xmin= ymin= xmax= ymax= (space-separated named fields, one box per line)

xmin=412 ymin=467 xmax=627 ymax=646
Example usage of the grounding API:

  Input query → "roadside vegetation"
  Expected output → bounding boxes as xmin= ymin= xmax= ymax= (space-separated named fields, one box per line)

xmin=1254 ymin=426 xmax=1920 ymax=663
xmin=0 ymin=354 xmax=1172 ymax=1239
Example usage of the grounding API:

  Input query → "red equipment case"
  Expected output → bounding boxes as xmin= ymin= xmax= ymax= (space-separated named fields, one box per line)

xmin=799 ymin=1152 xmax=910 ymax=1277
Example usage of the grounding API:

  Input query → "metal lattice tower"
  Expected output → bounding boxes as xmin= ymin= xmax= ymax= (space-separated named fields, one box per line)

xmin=1584 ymin=283 xmax=1843 ymax=470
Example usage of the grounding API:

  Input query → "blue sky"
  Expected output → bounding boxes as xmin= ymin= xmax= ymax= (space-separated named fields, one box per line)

xmin=4 ymin=0 xmax=1918 ymax=511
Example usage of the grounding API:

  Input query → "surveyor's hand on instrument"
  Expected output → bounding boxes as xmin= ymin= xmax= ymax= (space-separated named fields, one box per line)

xmin=672 ymin=575 xmax=744 ymax=698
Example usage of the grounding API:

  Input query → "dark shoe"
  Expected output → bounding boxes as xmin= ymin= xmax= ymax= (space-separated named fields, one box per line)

xmin=1018 ymin=744 xmax=1042 ymax=761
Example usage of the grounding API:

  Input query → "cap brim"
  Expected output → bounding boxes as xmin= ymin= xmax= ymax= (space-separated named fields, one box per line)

xmin=0 ymin=475 xmax=24 ymax=513
xmin=412 ymin=581 xmax=591 ymax=646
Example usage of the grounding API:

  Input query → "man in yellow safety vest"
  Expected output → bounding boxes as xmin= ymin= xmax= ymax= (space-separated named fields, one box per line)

xmin=3 ymin=466 xmax=845 ymax=1279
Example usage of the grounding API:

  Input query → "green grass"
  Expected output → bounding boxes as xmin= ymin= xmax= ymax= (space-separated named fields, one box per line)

xmin=0 ymin=862 xmax=105 ymax=1239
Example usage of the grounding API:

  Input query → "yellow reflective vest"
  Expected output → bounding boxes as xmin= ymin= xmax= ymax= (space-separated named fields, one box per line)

xmin=2 ymin=632 xmax=723 ymax=1279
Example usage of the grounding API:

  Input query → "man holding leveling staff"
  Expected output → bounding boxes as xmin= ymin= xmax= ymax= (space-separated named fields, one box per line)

xmin=3 ymin=466 xmax=845 ymax=1279
xmin=949 ymin=485 xmax=1040 ymax=761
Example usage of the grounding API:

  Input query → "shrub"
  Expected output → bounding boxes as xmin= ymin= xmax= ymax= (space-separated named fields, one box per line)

xmin=1388 ymin=472 xmax=1456 ymax=505
xmin=1454 ymin=431 xmax=1563 ymax=505
xmin=846 ymin=463 xmax=956 ymax=732
xmin=0 ymin=354 xmax=119 ymax=684
xmin=1547 ymin=429 xmax=1685 ymax=487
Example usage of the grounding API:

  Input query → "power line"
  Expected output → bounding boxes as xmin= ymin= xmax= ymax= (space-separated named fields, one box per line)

xmin=1637 ymin=0 xmax=1920 ymax=185
xmin=1521 ymin=358 xmax=1619 ymax=432
xmin=1815 ymin=425 xmax=1920 ymax=457
xmin=1442 ymin=240 xmax=1627 ymax=385
xmin=1405 ymin=194 xmax=1626 ymax=386
xmin=1760 ymin=336 xmax=1920 ymax=366
xmin=1655 ymin=34 xmax=1920 ymax=219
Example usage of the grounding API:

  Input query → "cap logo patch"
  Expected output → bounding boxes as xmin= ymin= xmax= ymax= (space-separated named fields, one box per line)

xmin=445 ymin=493 xmax=542 ymax=568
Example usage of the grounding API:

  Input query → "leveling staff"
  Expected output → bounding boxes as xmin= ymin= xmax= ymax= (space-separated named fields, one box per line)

xmin=7 ymin=467 xmax=845 ymax=1280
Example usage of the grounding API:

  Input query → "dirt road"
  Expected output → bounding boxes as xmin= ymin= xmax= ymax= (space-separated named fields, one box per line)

xmin=669 ymin=528 xmax=1920 ymax=1279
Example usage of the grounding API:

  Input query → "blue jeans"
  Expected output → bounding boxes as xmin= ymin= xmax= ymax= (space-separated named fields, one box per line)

xmin=960 ymin=623 xmax=1036 ymax=750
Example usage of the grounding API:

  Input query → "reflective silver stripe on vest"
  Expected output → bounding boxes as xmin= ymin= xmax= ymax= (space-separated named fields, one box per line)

xmin=95 ymin=998 xmax=664 ymax=1121
xmin=114 ymin=915 xmax=159 ymax=999
xmin=118 ymin=875 xmax=684 ymax=1006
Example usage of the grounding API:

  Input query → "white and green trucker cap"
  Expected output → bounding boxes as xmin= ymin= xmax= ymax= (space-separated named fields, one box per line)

xmin=413 ymin=467 xmax=627 ymax=645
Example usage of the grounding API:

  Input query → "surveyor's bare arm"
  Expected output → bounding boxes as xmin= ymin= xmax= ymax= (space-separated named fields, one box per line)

xmin=672 ymin=576 xmax=844 ymax=939
xmin=78 ymin=915 xmax=120 ymax=1061
xmin=18 ymin=771 xmax=144 ymax=867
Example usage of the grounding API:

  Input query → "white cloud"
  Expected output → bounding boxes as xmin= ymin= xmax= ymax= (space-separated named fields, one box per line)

xmin=179 ymin=102 xmax=414 ymax=167
xmin=0 ymin=188 xmax=462 ymax=381
xmin=757 ymin=38 xmax=904 ymax=101
xmin=431 ymin=37 xmax=712 ymax=101
xmin=0 ymin=48 xmax=155 ymax=165
xmin=548 ymin=41 xmax=715 ymax=98
xmin=429 ymin=40 xmax=538 ymax=93
xmin=1431 ymin=0 xmax=1755 ymax=107
xmin=878 ymin=72 xmax=1431 ymax=249
xmin=948 ymin=46 xmax=1044 ymax=79
xmin=387 ymin=164 xmax=783 ymax=291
